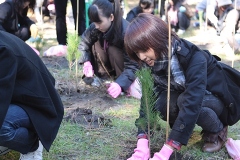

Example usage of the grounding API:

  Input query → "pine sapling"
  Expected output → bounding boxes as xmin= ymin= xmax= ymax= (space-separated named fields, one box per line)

xmin=136 ymin=68 xmax=161 ymax=150
xmin=66 ymin=32 xmax=82 ymax=91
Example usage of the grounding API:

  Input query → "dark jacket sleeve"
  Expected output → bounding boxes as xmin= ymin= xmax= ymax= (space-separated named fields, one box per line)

xmin=20 ymin=8 xmax=35 ymax=27
xmin=19 ymin=15 xmax=35 ymax=27
xmin=115 ymin=52 xmax=139 ymax=92
xmin=0 ymin=46 xmax=17 ymax=127
xmin=0 ymin=2 xmax=12 ymax=31
xmin=78 ymin=23 xmax=99 ymax=64
xmin=115 ymin=18 xmax=140 ymax=91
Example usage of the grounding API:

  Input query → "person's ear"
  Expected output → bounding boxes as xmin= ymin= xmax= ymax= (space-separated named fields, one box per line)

xmin=110 ymin=14 xmax=114 ymax=21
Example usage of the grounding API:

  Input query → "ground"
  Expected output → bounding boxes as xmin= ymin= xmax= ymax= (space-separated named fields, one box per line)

xmin=40 ymin=56 xmax=118 ymax=129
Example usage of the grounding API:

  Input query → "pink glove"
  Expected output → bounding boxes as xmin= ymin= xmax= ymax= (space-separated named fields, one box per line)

xmin=150 ymin=144 xmax=173 ymax=160
xmin=225 ymin=138 xmax=240 ymax=160
xmin=107 ymin=82 xmax=121 ymax=98
xmin=127 ymin=139 xmax=150 ymax=160
xmin=43 ymin=45 xmax=67 ymax=56
xmin=83 ymin=61 xmax=94 ymax=77
xmin=127 ymin=78 xmax=142 ymax=99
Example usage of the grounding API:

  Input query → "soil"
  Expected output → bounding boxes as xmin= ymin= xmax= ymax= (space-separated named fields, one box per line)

xmin=41 ymin=56 xmax=118 ymax=129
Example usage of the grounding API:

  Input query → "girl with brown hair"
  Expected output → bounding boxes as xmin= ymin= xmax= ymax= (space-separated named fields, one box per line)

xmin=125 ymin=13 xmax=240 ymax=160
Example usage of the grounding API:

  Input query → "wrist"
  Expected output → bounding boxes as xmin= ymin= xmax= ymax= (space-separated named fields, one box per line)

xmin=166 ymin=139 xmax=182 ymax=151
xmin=137 ymin=133 xmax=148 ymax=139
xmin=165 ymin=144 xmax=174 ymax=150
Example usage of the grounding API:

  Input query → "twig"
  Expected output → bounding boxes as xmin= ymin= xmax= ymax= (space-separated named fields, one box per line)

xmin=96 ymin=52 xmax=114 ymax=81
xmin=166 ymin=14 xmax=172 ymax=141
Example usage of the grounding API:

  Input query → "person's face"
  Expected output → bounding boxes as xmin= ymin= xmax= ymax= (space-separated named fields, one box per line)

xmin=93 ymin=13 xmax=114 ymax=33
xmin=136 ymin=48 xmax=156 ymax=66
xmin=169 ymin=0 xmax=174 ymax=5
xmin=23 ymin=1 xmax=30 ymax=8
xmin=140 ymin=3 xmax=154 ymax=13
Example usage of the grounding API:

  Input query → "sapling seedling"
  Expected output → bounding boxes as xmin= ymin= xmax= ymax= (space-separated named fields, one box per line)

xmin=66 ymin=32 xmax=81 ymax=92
xmin=136 ymin=68 xmax=161 ymax=150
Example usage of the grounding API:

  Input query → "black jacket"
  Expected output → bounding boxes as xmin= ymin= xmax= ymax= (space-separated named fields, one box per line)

xmin=126 ymin=7 xmax=142 ymax=22
xmin=0 ymin=31 xmax=64 ymax=152
xmin=149 ymin=39 xmax=240 ymax=145
xmin=0 ymin=0 xmax=34 ymax=33
xmin=78 ymin=18 xmax=139 ymax=91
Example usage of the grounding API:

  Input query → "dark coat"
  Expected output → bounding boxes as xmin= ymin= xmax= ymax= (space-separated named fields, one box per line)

xmin=0 ymin=0 xmax=34 ymax=33
xmin=153 ymin=39 xmax=240 ymax=145
xmin=78 ymin=18 xmax=139 ymax=91
xmin=126 ymin=7 xmax=142 ymax=22
xmin=0 ymin=31 xmax=64 ymax=152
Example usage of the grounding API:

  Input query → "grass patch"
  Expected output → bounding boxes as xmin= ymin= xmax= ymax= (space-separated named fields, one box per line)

xmin=43 ymin=98 xmax=140 ymax=160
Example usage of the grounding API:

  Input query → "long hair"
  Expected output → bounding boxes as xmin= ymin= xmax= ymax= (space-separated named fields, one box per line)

xmin=88 ymin=0 xmax=122 ymax=43
xmin=13 ymin=0 xmax=36 ymax=16
xmin=124 ymin=13 xmax=179 ymax=64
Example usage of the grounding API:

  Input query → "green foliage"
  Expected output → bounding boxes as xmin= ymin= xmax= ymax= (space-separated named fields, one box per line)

xmin=135 ymin=68 xmax=161 ymax=139
xmin=66 ymin=32 xmax=82 ymax=90
xmin=66 ymin=32 xmax=81 ymax=70
xmin=35 ymin=34 xmax=45 ymax=52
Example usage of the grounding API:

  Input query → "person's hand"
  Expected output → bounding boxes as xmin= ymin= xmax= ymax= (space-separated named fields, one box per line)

xmin=30 ymin=24 xmax=38 ymax=38
xmin=83 ymin=61 xmax=94 ymax=77
xmin=127 ymin=139 xmax=150 ymax=160
xmin=107 ymin=82 xmax=121 ymax=98
xmin=150 ymin=144 xmax=174 ymax=160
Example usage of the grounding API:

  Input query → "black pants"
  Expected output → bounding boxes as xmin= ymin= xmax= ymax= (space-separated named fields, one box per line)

xmin=54 ymin=0 xmax=86 ymax=45
xmin=171 ymin=11 xmax=190 ymax=31
xmin=137 ymin=90 xmax=224 ymax=135
xmin=14 ymin=26 xmax=31 ymax=41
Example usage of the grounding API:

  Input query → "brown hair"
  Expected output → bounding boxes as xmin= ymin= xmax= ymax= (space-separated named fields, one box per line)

xmin=13 ymin=0 xmax=36 ymax=16
xmin=124 ymin=13 xmax=179 ymax=64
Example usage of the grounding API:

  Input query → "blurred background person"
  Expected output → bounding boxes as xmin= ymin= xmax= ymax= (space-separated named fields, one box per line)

xmin=194 ymin=0 xmax=218 ymax=29
xmin=54 ymin=0 xmax=86 ymax=45
xmin=166 ymin=0 xmax=193 ymax=34
xmin=215 ymin=0 xmax=240 ymax=54
xmin=126 ymin=0 xmax=154 ymax=22
xmin=0 ymin=0 xmax=38 ymax=41
xmin=34 ymin=0 xmax=53 ymax=24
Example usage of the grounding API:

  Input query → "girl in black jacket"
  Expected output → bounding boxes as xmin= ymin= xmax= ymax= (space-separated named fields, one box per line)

xmin=78 ymin=0 xmax=139 ymax=99
xmin=125 ymin=13 xmax=240 ymax=160
xmin=0 ymin=0 xmax=38 ymax=41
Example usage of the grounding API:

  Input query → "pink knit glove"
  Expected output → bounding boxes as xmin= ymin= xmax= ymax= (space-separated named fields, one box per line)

xmin=107 ymin=82 xmax=121 ymax=98
xmin=83 ymin=61 xmax=94 ymax=77
xmin=127 ymin=139 xmax=150 ymax=160
xmin=225 ymin=138 xmax=240 ymax=160
xmin=150 ymin=144 xmax=173 ymax=160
